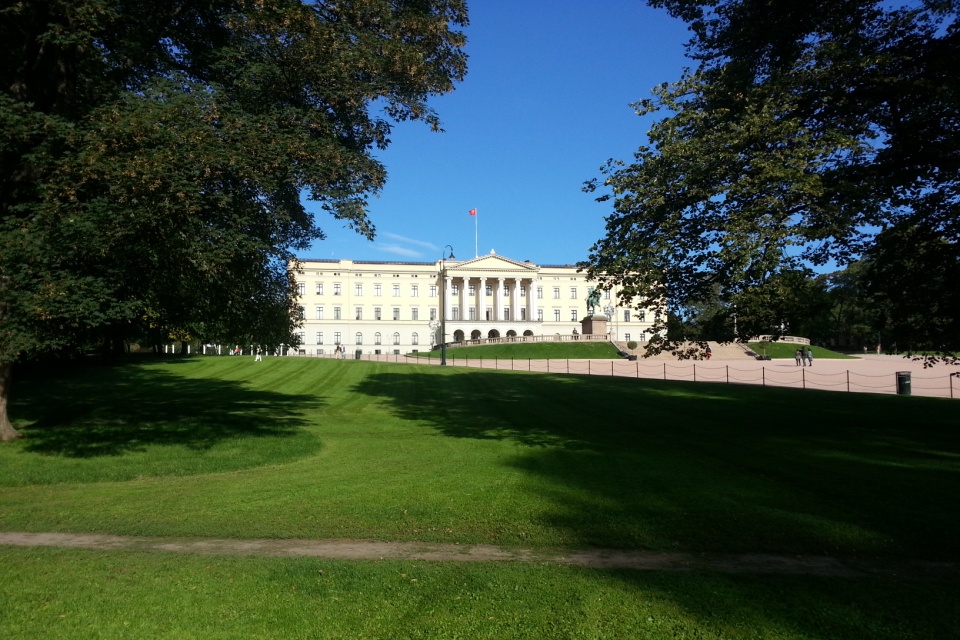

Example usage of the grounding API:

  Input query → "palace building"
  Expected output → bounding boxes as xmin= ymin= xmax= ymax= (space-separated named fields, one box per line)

xmin=293 ymin=251 xmax=658 ymax=355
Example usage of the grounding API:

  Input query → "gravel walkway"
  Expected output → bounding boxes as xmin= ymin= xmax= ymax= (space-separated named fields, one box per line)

xmin=1 ymin=532 xmax=956 ymax=580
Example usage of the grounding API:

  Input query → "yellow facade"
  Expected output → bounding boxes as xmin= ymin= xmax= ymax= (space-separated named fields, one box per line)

xmin=293 ymin=251 xmax=657 ymax=355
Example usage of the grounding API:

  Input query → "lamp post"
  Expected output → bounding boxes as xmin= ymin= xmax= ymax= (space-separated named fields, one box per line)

xmin=440 ymin=245 xmax=455 ymax=365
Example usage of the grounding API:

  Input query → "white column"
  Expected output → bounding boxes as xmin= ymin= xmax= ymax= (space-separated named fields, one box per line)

xmin=478 ymin=277 xmax=486 ymax=322
xmin=529 ymin=278 xmax=538 ymax=323
xmin=512 ymin=278 xmax=521 ymax=322
xmin=496 ymin=278 xmax=504 ymax=322
xmin=443 ymin=274 xmax=451 ymax=323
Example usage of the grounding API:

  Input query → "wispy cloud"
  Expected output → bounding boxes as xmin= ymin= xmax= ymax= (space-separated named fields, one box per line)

xmin=379 ymin=244 xmax=423 ymax=258
xmin=380 ymin=232 xmax=437 ymax=251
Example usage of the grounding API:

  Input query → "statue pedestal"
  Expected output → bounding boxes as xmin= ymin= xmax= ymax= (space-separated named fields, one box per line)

xmin=580 ymin=315 xmax=608 ymax=336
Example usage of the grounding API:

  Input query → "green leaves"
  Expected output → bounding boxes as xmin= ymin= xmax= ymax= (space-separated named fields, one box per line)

xmin=0 ymin=0 xmax=468 ymax=363
xmin=583 ymin=1 xmax=959 ymax=352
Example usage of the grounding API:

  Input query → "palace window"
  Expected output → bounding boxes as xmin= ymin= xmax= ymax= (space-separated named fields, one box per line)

xmin=375 ymin=332 xmax=382 ymax=345
xmin=392 ymin=284 xmax=400 ymax=296
xmin=570 ymin=287 xmax=577 ymax=299
xmin=375 ymin=307 xmax=382 ymax=320
xmin=411 ymin=285 xmax=419 ymax=297
xmin=355 ymin=332 xmax=363 ymax=345
xmin=316 ymin=332 xmax=323 ymax=344
xmin=297 ymin=282 xmax=305 ymax=296
xmin=355 ymin=283 xmax=362 ymax=296
xmin=315 ymin=306 xmax=324 ymax=320
xmin=392 ymin=308 xmax=400 ymax=321
xmin=333 ymin=306 xmax=341 ymax=320
xmin=374 ymin=284 xmax=382 ymax=297
xmin=393 ymin=332 xmax=401 ymax=345
xmin=571 ymin=310 xmax=578 ymax=322
xmin=333 ymin=283 xmax=341 ymax=296
xmin=412 ymin=332 xmax=419 ymax=346
xmin=624 ymin=310 xmax=631 ymax=322
xmin=429 ymin=285 xmax=437 ymax=297
xmin=316 ymin=283 xmax=323 ymax=295
xmin=553 ymin=287 xmax=560 ymax=299
xmin=411 ymin=308 xmax=419 ymax=321
xmin=355 ymin=307 xmax=362 ymax=320
xmin=554 ymin=309 xmax=560 ymax=322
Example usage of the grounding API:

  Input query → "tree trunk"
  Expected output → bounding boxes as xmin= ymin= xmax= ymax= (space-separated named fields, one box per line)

xmin=0 ymin=361 xmax=20 ymax=442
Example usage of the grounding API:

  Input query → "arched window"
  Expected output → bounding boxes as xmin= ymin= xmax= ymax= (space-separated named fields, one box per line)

xmin=355 ymin=332 xmax=363 ymax=345
xmin=411 ymin=332 xmax=418 ymax=345
xmin=374 ymin=332 xmax=382 ymax=345
xmin=393 ymin=332 xmax=401 ymax=345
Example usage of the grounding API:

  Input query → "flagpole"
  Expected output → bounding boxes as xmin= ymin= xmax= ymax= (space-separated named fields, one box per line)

xmin=474 ymin=208 xmax=478 ymax=258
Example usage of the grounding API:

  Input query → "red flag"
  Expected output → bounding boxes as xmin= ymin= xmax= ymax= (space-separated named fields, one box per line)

xmin=468 ymin=208 xmax=476 ymax=216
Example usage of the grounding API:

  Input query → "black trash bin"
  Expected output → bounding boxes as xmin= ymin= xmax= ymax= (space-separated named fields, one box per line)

xmin=896 ymin=371 xmax=911 ymax=396
xmin=355 ymin=350 xmax=362 ymax=360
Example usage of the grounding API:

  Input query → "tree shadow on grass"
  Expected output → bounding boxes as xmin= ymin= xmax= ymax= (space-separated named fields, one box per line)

xmin=12 ymin=360 xmax=323 ymax=459
xmin=352 ymin=367 xmax=960 ymax=561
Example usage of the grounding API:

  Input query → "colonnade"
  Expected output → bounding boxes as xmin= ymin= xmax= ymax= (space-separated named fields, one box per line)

xmin=443 ymin=275 xmax=539 ymax=323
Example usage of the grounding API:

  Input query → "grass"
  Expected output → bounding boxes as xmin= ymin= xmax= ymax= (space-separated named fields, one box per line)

xmin=749 ymin=342 xmax=855 ymax=359
xmin=1 ymin=355 xmax=959 ymax=638
xmin=2 ymin=547 xmax=957 ymax=640
xmin=413 ymin=340 xmax=623 ymax=360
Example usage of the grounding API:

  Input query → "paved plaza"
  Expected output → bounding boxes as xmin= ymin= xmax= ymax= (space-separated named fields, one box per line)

xmin=414 ymin=352 xmax=959 ymax=400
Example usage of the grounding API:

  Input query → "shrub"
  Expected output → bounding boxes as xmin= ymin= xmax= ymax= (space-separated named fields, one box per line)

xmin=626 ymin=341 xmax=638 ymax=350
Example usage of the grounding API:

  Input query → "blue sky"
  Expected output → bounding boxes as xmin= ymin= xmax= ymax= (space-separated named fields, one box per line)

xmin=300 ymin=1 xmax=692 ymax=266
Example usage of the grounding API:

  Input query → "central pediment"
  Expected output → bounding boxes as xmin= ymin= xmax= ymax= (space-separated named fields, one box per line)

xmin=447 ymin=252 xmax=539 ymax=274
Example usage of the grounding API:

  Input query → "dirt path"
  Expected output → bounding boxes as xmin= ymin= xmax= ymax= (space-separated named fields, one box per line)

xmin=1 ymin=532 xmax=955 ymax=580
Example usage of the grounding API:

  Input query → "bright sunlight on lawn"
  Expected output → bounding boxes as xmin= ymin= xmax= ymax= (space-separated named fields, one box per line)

xmin=1 ymin=356 xmax=957 ymax=639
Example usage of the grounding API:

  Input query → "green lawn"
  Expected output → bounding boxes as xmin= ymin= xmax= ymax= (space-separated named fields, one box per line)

xmin=413 ymin=340 xmax=623 ymax=360
xmin=748 ymin=342 xmax=855 ymax=359
xmin=1 ymin=356 xmax=958 ymax=638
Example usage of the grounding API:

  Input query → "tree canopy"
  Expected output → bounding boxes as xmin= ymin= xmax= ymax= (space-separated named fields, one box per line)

xmin=582 ymin=0 xmax=959 ymax=354
xmin=0 ymin=0 xmax=468 ymax=440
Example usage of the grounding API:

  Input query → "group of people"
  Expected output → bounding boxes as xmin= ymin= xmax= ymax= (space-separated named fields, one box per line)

xmin=794 ymin=348 xmax=814 ymax=367
xmin=333 ymin=344 xmax=346 ymax=359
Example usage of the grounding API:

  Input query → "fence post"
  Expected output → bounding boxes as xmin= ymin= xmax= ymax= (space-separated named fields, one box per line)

xmin=802 ymin=368 xmax=806 ymax=390
xmin=611 ymin=361 xmax=614 ymax=376
xmin=726 ymin=365 xmax=729 ymax=384
xmin=636 ymin=361 xmax=639 ymax=378
xmin=847 ymin=370 xmax=850 ymax=393
xmin=589 ymin=361 xmax=591 ymax=375
xmin=693 ymin=364 xmax=696 ymax=382
xmin=663 ymin=363 xmax=667 ymax=380
xmin=762 ymin=367 xmax=765 ymax=387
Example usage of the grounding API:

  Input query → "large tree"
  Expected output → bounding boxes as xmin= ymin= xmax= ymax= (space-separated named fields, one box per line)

xmin=0 ymin=0 xmax=468 ymax=440
xmin=582 ymin=0 xmax=958 ymax=355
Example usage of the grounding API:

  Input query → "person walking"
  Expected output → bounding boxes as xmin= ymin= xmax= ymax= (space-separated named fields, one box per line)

xmin=795 ymin=349 xmax=803 ymax=366
xmin=805 ymin=347 xmax=813 ymax=366
xmin=255 ymin=346 xmax=262 ymax=362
